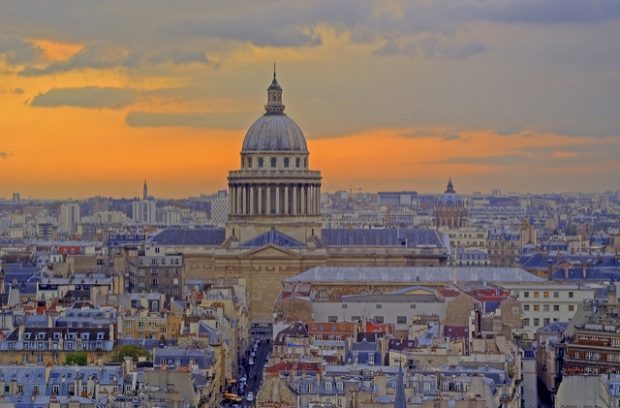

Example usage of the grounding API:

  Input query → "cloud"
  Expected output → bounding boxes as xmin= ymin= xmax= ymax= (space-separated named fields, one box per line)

xmin=375 ymin=33 xmax=489 ymax=59
xmin=20 ymin=43 xmax=134 ymax=76
xmin=442 ymin=133 xmax=467 ymax=142
xmin=125 ymin=111 xmax=246 ymax=128
xmin=397 ymin=130 xmax=467 ymax=142
xmin=0 ymin=88 xmax=25 ymax=94
xmin=0 ymin=152 xmax=11 ymax=159
xmin=0 ymin=34 xmax=40 ymax=64
xmin=429 ymin=154 xmax=526 ymax=165
xmin=472 ymin=0 xmax=620 ymax=25
xmin=31 ymin=87 xmax=137 ymax=109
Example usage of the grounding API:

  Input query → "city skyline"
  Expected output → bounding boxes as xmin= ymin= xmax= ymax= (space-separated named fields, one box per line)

xmin=2 ymin=1 xmax=620 ymax=198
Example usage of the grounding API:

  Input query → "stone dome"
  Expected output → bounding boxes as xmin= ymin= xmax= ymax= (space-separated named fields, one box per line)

xmin=438 ymin=178 xmax=464 ymax=206
xmin=242 ymin=114 xmax=308 ymax=153
xmin=241 ymin=68 xmax=308 ymax=153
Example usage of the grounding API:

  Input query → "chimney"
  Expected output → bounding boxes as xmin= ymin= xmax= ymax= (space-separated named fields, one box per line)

xmin=547 ymin=260 xmax=553 ymax=281
xmin=582 ymin=264 xmax=587 ymax=279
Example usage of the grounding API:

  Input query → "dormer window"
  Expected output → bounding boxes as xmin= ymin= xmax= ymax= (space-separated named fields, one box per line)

xmin=24 ymin=333 xmax=31 ymax=340
xmin=97 ymin=332 xmax=104 ymax=340
xmin=81 ymin=333 xmax=90 ymax=340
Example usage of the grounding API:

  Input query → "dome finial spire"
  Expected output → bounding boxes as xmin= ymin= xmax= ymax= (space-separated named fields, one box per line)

xmin=266 ymin=64 xmax=285 ymax=115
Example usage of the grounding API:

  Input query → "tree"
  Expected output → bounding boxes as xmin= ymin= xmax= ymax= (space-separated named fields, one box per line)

xmin=64 ymin=351 xmax=88 ymax=366
xmin=111 ymin=345 xmax=150 ymax=362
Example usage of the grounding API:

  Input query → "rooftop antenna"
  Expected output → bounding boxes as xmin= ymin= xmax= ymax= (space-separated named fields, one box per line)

xmin=273 ymin=62 xmax=276 ymax=79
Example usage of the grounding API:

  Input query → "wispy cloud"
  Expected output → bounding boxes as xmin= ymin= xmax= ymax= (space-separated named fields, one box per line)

xmin=125 ymin=111 xmax=246 ymax=128
xmin=31 ymin=87 xmax=137 ymax=109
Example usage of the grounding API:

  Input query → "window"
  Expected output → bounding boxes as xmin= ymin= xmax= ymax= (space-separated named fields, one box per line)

xmin=553 ymin=305 xmax=560 ymax=311
xmin=533 ymin=304 xmax=540 ymax=311
xmin=151 ymin=278 xmax=158 ymax=286
xmin=295 ymin=157 xmax=300 ymax=167
xmin=351 ymin=315 xmax=361 ymax=322
xmin=284 ymin=158 xmax=289 ymax=168
xmin=523 ymin=304 xmax=530 ymax=311
xmin=328 ymin=316 xmax=337 ymax=323
xmin=258 ymin=157 xmax=264 ymax=168
xmin=523 ymin=318 xmax=530 ymax=326
xmin=341 ymin=304 xmax=348 ymax=309
xmin=248 ymin=157 xmax=253 ymax=167
xmin=271 ymin=157 xmax=277 ymax=167
xmin=544 ymin=318 xmax=550 ymax=325
xmin=568 ymin=304 xmax=575 ymax=312
xmin=374 ymin=316 xmax=384 ymax=323
xmin=543 ymin=304 xmax=550 ymax=312
xmin=304 ymin=158 xmax=307 ymax=167
xmin=397 ymin=316 xmax=407 ymax=324
xmin=533 ymin=291 xmax=540 ymax=298
xmin=533 ymin=318 xmax=540 ymax=326
xmin=553 ymin=291 xmax=559 ymax=298
xmin=376 ymin=304 xmax=382 ymax=309
xmin=544 ymin=291 xmax=549 ymax=298
xmin=568 ymin=291 xmax=574 ymax=298
xmin=410 ymin=304 xmax=416 ymax=309
xmin=523 ymin=292 xmax=530 ymax=298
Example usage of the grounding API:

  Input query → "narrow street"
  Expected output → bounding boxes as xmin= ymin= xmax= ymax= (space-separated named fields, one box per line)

xmin=223 ymin=337 xmax=271 ymax=408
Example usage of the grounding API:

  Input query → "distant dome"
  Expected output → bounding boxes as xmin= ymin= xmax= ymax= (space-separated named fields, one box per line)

xmin=241 ymin=68 xmax=308 ymax=153
xmin=242 ymin=114 xmax=308 ymax=152
xmin=438 ymin=178 xmax=464 ymax=206
xmin=438 ymin=192 xmax=463 ymax=206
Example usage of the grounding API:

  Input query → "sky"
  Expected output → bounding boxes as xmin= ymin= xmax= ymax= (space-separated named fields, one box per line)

xmin=1 ymin=0 xmax=619 ymax=199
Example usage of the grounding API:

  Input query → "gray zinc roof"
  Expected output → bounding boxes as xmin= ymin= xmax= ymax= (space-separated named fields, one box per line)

xmin=285 ymin=266 xmax=543 ymax=284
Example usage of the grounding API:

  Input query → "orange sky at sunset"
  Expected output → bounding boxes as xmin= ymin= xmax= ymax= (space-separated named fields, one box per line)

xmin=1 ymin=1 xmax=619 ymax=198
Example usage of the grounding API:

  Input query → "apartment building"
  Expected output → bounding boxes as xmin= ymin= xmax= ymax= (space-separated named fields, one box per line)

xmin=500 ymin=283 xmax=597 ymax=338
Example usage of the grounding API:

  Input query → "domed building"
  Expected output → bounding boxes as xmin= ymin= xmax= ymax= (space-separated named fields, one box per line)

xmin=151 ymin=71 xmax=449 ymax=324
xmin=434 ymin=178 xmax=466 ymax=228
xmin=227 ymin=70 xmax=322 ymax=244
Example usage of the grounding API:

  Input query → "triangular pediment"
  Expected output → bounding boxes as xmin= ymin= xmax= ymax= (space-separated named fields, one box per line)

xmin=240 ymin=244 xmax=301 ymax=258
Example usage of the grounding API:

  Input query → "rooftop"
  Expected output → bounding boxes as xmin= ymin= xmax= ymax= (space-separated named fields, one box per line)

xmin=285 ymin=266 xmax=543 ymax=284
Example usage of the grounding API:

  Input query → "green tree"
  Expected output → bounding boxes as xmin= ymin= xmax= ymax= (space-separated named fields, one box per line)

xmin=111 ymin=345 xmax=150 ymax=362
xmin=64 ymin=351 xmax=88 ymax=366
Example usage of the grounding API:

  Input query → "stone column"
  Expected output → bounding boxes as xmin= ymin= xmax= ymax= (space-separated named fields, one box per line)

xmin=236 ymin=185 xmax=242 ymax=215
xmin=249 ymin=186 xmax=255 ymax=215
xmin=301 ymin=184 xmax=306 ymax=214
xmin=275 ymin=185 xmax=280 ymax=214
xmin=292 ymin=185 xmax=298 ymax=215
xmin=266 ymin=186 xmax=271 ymax=215
xmin=284 ymin=185 xmax=289 ymax=215
xmin=258 ymin=186 xmax=262 ymax=215
xmin=241 ymin=185 xmax=246 ymax=215
xmin=309 ymin=185 xmax=314 ymax=214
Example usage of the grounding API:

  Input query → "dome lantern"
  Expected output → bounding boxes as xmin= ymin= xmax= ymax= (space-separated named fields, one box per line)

xmin=265 ymin=63 xmax=285 ymax=115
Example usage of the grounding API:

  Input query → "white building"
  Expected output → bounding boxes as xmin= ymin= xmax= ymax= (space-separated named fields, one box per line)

xmin=500 ymin=282 xmax=598 ymax=338
xmin=132 ymin=199 xmax=156 ymax=225
xmin=311 ymin=286 xmax=448 ymax=332
xmin=59 ymin=202 xmax=80 ymax=234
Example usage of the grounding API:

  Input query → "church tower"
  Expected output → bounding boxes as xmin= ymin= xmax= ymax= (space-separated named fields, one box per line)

xmin=434 ymin=178 xmax=466 ymax=228
xmin=226 ymin=68 xmax=322 ymax=244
